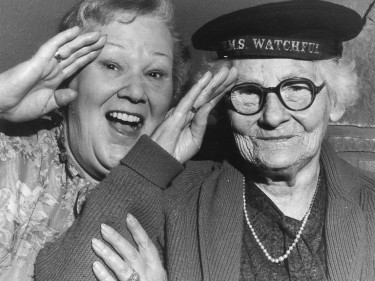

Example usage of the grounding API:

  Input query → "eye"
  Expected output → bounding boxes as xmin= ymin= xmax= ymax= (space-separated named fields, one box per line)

xmin=147 ymin=71 xmax=164 ymax=79
xmin=288 ymin=84 xmax=310 ymax=91
xmin=105 ymin=63 xmax=119 ymax=71
xmin=282 ymin=81 xmax=311 ymax=92
xmin=100 ymin=60 xmax=119 ymax=71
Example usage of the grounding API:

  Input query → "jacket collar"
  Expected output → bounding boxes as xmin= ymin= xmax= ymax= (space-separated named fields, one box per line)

xmin=198 ymin=161 xmax=244 ymax=281
xmin=320 ymin=140 xmax=361 ymax=201
xmin=321 ymin=141 xmax=367 ymax=281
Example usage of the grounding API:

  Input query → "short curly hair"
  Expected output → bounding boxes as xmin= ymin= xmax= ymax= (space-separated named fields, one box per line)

xmin=59 ymin=0 xmax=190 ymax=104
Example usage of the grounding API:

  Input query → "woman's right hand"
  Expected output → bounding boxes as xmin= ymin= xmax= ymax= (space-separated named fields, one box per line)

xmin=92 ymin=214 xmax=166 ymax=281
xmin=151 ymin=66 xmax=238 ymax=164
xmin=0 ymin=26 xmax=106 ymax=122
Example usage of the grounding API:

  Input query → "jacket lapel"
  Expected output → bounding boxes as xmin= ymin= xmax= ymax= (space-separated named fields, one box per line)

xmin=321 ymin=143 xmax=367 ymax=281
xmin=198 ymin=162 xmax=244 ymax=281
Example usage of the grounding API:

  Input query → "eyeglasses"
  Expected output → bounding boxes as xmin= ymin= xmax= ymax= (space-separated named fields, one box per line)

xmin=227 ymin=77 xmax=326 ymax=115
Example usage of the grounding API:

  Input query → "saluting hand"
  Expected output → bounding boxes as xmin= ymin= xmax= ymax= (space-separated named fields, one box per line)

xmin=151 ymin=66 xmax=238 ymax=164
xmin=0 ymin=26 xmax=106 ymax=122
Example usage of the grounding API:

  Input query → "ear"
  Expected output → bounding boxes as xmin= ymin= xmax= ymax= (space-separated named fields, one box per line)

xmin=329 ymin=103 xmax=345 ymax=122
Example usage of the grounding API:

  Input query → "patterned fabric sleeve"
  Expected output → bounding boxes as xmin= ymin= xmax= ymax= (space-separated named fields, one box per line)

xmin=0 ymin=120 xmax=96 ymax=281
xmin=0 ymin=124 xmax=66 ymax=280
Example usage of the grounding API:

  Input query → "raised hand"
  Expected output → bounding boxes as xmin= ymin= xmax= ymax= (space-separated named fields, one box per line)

xmin=0 ymin=26 xmax=106 ymax=122
xmin=92 ymin=214 xmax=166 ymax=281
xmin=151 ymin=66 xmax=238 ymax=163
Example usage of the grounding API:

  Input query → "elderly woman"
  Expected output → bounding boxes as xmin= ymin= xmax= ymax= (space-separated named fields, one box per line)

xmin=35 ymin=1 xmax=375 ymax=281
xmin=0 ymin=0 xmax=235 ymax=280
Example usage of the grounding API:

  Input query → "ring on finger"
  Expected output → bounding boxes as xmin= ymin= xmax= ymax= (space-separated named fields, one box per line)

xmin=191 ymin=106 xmax=198 ymax=114
xmin=53 ymin=51 xmax=64 ymax=63
xmin=128 ymin=270 xmax=140 ymax=281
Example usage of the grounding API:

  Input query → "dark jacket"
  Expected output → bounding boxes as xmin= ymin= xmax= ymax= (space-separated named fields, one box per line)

xmin=35 ymin=136 xmax=375 ymax=281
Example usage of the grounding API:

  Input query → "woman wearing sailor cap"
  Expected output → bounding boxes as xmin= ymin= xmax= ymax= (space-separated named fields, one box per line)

xmin=35 ymin=1 xmax=375 ymax=281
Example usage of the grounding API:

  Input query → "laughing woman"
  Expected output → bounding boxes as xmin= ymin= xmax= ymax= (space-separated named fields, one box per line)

xmin=0 ymin=0 xmax=236 ymax=280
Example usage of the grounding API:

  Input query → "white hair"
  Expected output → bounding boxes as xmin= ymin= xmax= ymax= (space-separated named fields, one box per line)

xmin=202 ymin=55 xmax=359 ymax=115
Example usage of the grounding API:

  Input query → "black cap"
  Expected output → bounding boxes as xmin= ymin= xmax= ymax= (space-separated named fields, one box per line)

xmin=192 ymin=0 xmax=363 ymax=60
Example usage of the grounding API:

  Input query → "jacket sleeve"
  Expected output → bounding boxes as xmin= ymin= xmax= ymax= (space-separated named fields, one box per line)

xmin=34 ymin=135 xmax=183 ymax=281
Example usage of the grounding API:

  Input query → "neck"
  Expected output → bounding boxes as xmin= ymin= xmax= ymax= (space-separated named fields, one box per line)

xmin=247 ymin=157 xmax=321 ymax=220
xmin=63 ymin=120 xmax=99 ymax=184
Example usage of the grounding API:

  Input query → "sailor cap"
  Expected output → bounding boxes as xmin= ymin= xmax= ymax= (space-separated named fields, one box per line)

xmin=192 ymin=0 xmax=363 ymax=60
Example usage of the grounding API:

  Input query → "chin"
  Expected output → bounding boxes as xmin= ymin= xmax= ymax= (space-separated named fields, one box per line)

xmin=98 ymin=144 xmax=134 ymax=172
xmin=106 ymin=152 xmax=129 ymax=169
xmin=254 ymin=152 xmax=301 ymax=172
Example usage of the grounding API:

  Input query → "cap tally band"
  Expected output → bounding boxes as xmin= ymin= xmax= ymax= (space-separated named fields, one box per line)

xmin=216 ymin=35 xmax=342 ymax=60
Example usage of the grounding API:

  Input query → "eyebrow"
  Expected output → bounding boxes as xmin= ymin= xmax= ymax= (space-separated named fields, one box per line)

xmin=236 ymin=74 xmax=263 ymax=84
xmin=106 ymin=41 xmax=127 ymax=50
xmin=278 ymin=70 xmax=317 ymax=81
xmin=106 ymin=42 xmax=172 ymax=60
xmin=153 ymin=51 xmax=172 ymax=60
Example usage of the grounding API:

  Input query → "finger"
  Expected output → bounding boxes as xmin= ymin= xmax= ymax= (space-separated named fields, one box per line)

xmin=209 ymin=67 xmax=238 ymax=101
xmin=59 ymin=35 xmax=106 ymax=70
xmin=192 ymin=67 xmax=229 ymax=108
xmin=207 ymin=81 xmax=235 ymax=108
xmin=190 ymin=101 xmax=214 ymax=142
xmin=37 ymin=32 xmax=104 ymax=80
xmin=57 ymin=33 xmax=105 ymax=65
xmin=159 ymin=72 xmax=213 ymax=132
xmin=101 ymin=223 xmax=149 ymax=269
xmin=193 ymin=66 xmax=237 ymax=109
xmin=0 ymin=58 xmax=55 ymax=102
xmin=173 ymin=71 xmax=212 ymax=115
xmin=210 ymin=66 xmax=238 ymax=100
xmin=93 ymin=261 xmax=117 ymax=281
xmin=34 ymin=26 xmax=82 ymax=59
xmin=62 ymin=49 xmax=103 ymax=78
xmin=24 ymin=57 xmax=60 ymax=83
xmin=126 ymin=214 xmax=161 ymax=265
xmin=54 ymin=88 xmax=78 ymax=107
xmin=189 ymin=82 xmax=235 ymax=143
xmin=92 ymin=238 xmax=135 ymax=281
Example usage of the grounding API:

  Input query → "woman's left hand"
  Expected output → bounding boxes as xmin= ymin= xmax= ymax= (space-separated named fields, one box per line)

xmin=0 ymin=26 xmax=106 ymax=122
xmin=151 ymin=66 xmax=238 ymax=164
xmin=92 ymin=214 xmax=166 ymax=281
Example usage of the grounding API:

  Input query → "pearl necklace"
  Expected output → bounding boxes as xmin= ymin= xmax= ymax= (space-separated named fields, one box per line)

xmin=242 ymin=177 xmax=319 ymax=264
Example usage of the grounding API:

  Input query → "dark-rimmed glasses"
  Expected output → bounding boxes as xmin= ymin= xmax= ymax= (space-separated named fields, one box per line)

xmin=226 ymin=77 xmax=326 ymax=115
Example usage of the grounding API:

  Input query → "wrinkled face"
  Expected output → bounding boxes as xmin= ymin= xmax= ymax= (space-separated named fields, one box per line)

xmin=67 ymin=14 xmax=173 ymax=180
xmin=229 ymin=59 xmax=341 ymax=174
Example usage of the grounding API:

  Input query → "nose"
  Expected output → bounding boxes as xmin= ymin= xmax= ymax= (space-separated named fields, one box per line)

xmin=117 ymin=76 xmax=146 ymax=104
xmin=259 ymin=92 xmax=290 ymax=128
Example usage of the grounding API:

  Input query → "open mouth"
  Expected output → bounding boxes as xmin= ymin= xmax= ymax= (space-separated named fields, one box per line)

xmin=106 ymin=111 xmax=144 ymax=134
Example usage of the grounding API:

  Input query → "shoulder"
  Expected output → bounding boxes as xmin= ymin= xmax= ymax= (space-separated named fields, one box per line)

xmin=335 ymin=157 xmax=375 ymax=212
xmin=173 ymin=159 xmax=229 ymax=185
xmin=0 ymin=115 xmax=63 ymax=163
xmin=321 ymin=141 xmax=375 ymax=207
xmin=165 ymin=159 xmax=237 ymax=203
xmin=357 ymin=171 xmax=375 ymax=204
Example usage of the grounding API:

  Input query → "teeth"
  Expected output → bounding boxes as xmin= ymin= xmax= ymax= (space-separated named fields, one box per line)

xmin=109 ymin=112 xmax=141 ymax=123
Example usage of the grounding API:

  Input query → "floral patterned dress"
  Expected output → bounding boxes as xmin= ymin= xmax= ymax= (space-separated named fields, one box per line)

xmin=0 ymin=117 xmax=97 ymax=281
